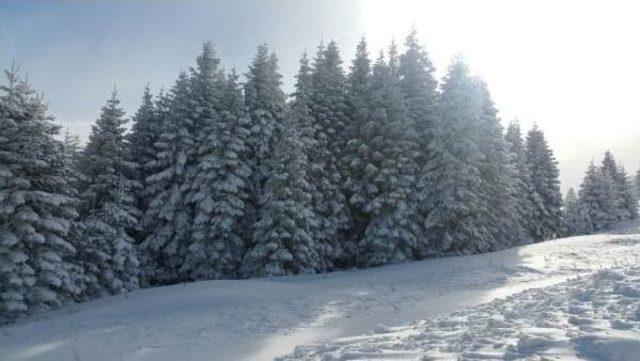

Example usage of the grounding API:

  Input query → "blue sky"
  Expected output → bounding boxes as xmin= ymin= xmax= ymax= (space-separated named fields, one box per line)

xmin=2 ymin=0 xmax=640 ymax=191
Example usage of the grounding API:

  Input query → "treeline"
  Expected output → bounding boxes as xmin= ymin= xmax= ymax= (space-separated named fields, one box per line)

xmin=565 ymin=151 xmax=639 ymax=234
xmin=2 ymin=31 xmax=572 ymax=321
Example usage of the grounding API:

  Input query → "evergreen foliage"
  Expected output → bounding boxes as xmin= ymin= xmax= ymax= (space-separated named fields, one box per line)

xmin=0 ymin=68 xmax=81 ymax=321
xmin=77 ymin=90 xmax=141 ymax=297
xmin=525 ymin=126 xmax=564 ymax=241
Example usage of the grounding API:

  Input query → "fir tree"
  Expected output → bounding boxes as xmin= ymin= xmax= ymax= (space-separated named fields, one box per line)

xmin=187 ymin=69 xmax=252 ymax=280
xmin=504 ymin=121 xmax=536 ymax=242
xmin=475 ymin=81 xmax=523 ymax=248
xmin=0 ymin=68 xmax=81 ymax=320
xmin=140 ymin=72 xmax=194 ymax=284
xmin=241 ymin=116 xmax=322 ymax=277
xmin=525 ymin=125 xmax=564 ymax=241
xmin=342 ymin=37 xmax=373 ymax=249
xmin=307 ymin=41 xmax=351 ymax=267
xmin=244 ymin=44 xmax=287 ymax=216
xmin=575 ymin=162 xmax=617 ymax=233
xmin=616 ymin=166 xmax=638 ymax=220
xmin=600 ymin=151 xmax=626 ymax=220
xmin=77 ymin=90 xmax=140 ymax=297
xmin=422 ymin=58 xmax=492 ymax=255
xmin=599 ymin=151 xmax=638 ymax=221
xmin=398 ymin=29 xmax=440 ymax=252
xmin=128 ymin=85 xmax=161 ymax=214
xmin=357 ymin=49 xmax=422 ymax=265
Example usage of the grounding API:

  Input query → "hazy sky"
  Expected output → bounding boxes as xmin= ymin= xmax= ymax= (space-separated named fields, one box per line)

xmin=1 ymin=0 xmax=639 ymax=192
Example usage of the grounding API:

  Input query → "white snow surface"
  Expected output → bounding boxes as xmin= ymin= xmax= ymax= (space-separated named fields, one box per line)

xmin=2 ymin=221 xmax=640 ymax=361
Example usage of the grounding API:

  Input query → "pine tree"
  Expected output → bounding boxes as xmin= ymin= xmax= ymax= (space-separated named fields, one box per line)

xmin=187 ymin=69 xmax=252 ymax=280
xmin=291 ymin=52 xmax=317 ymax=156
xmin=525 ymin=125 xmax=563 ymax=241
xmin=575 ymin=162 xmax=617 ymax=233
xmin=244 ymin=44 xmax=287 ymax=215
xmin=342 ymin=37 xmax=373 ymax=250
xmin=475 ymin=80 xmax=523 ymax=248
xmin=241 ymin=116 xmax=322 ymax=277
xmin=77 ymin=90 xmax=140 ymax=297
xmin=355 ymin=49 xmax=422 ymax=265
xmin=422 ymin=58 xmax=493 ymax=255
xmin=600 ymin=151 xmax=626 ymax=220
xmin=307 ymin=41 xmax=351 ymax=267
xmin=128 ymin=85 xmax=161 ymax=214
xmin=504 ymin=121 xmax=536 ymax=242
xmin=140 ymin=72 xmax=195 ymax=284
xmin=398 ymin=29 xmax=440 ymax=253
xmin=0 ymin=68 xmax=81 ymax=321
xmin=616 ymin=166 xmax=638 ymax=220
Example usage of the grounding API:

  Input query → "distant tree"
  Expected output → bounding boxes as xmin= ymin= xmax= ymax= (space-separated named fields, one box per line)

xmin=616 ymin=166 xmax=638 ymax=220
xmin=525 ymin=125 xmax=564 ymax=241
xmin=600 ymin=151 xmax=626 ymax=220
xmin=563 ymin=187 xmax=580 ymax=235
xmin=575 ymin=162 xmax=617 ymax=233
xmin=77 ymin=90 xmax=140 ymax=298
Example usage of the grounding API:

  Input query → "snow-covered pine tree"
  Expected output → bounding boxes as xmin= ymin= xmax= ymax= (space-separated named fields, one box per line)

xmin=563 ymin=187 xmax=580 ymax=235
xmin=575 ymin=162 xmax=617 ymax=233
xmin=600 ymin=151 xmax=626 ymax=220
xmin=244 ymin=44 xmax=287 ymax=218
xmin=290 ymin=52 xmax=318 ymax=157
xmin=140 ymin=72 xmax=194 ymax=284
xmin=616 ymin=166 xmax=638 ymax=220
xmin=127 ymin=85 xmax=161 ymax=215
xmin=186 ymin=68 xmax=252 ymax=280
xmin=307 ymin=41 xmax=351 ymax=267
xmin=356 ymin=48 xmax=422 ymax=266
xmin=474 ymin=80 xmax=524 ymax=249
xmin=240 ymin=114 xmax=322 ymax=277
xmin=77 ymin=90 xmax=140 ymax=298
xmin=397 ymin=29 xmax=440 ymax=254
xmin=342 ymin=37 xmax=373 ymax=252
xmin=525 ymin=125 xmax=564 ymax=241
xmin=504 ymin=121 xmax=536 ymax=243
xmin=422 ymin=58 xmax=493 ymax=255
xmin=0 ymin=68 xmax=81 ymax=321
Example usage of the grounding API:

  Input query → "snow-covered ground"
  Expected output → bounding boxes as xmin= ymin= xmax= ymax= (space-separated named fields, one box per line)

xmin=282 ymin=267 xmax=640 ymax=360
xmin=2 ymin=221 xmax=639 ymax=361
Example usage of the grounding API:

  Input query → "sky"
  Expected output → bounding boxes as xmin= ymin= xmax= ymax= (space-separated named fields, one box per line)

xmin=1 ymin=0 xmax=639 ymax=192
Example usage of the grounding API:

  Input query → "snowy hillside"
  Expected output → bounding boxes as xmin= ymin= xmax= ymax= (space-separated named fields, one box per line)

xmin=2 ymin=221 xmax=639 ymax=361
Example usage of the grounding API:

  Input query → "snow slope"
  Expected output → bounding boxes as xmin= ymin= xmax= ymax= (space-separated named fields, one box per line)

xmin=281 ymin=267 xmax=640 ymax=360
xmin=1 ymin=221 xmax=639 ymax=361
